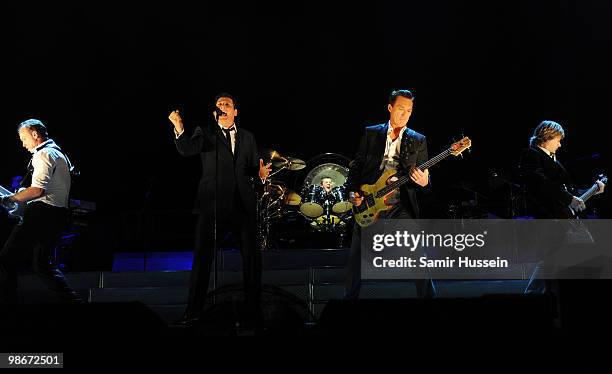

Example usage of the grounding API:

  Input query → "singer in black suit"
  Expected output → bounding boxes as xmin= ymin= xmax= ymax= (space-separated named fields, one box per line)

xmin=344 ymin=89 xmax=436 ymax=299
xmin=169 ymin=93 xmax=271 ymax=323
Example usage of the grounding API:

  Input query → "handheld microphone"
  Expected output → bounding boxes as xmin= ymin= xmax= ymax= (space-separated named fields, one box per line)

xmin=213 ymin=107 xmax=226 ymax=118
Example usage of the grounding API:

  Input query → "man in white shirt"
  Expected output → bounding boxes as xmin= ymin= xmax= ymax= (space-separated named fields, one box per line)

xmin=0 ymin=119 xmax=82 ymax=304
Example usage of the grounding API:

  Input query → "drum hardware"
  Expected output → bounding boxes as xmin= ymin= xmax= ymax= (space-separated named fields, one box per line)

xmin=257 ymin=152 xmax=355 ymax=249
xmin=297 ymin=154 xmax=353 ymax=235
xmin=256 ymin=151 xmax=307 ymax=250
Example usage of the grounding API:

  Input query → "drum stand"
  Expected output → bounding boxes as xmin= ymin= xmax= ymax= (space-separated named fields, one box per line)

xmin=256 ymin=159 xmax=296 ymax=250
xmin=257 ymin=181 xmax=269 ymax=251
xmin=257 ymin=178 xmax=285 ymax=251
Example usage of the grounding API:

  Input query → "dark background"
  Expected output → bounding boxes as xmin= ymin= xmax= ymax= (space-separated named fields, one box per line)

xmin=2 ymin=2 xmax=610 ymax=259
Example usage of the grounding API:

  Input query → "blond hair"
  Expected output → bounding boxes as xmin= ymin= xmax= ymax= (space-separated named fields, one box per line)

xmin=529 ymin=120 xmax=565 ymax=147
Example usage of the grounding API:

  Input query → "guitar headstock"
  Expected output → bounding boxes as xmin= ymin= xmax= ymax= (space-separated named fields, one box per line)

xmin=450 ymin=137 xmax=472 ymax=156
xmin=597 ymin=174 xmax=607 ymax=186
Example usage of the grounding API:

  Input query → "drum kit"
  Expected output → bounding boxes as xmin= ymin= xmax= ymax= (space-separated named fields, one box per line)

xmin=257 ymin=151 xmax=354 ymax=250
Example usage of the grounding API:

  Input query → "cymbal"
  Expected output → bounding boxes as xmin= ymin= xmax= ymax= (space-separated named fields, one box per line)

xmin=284 ymin=157 xmax=306 ymax=170
xmin=260 ymin=149 xmax=287 ymax=165
xmin=272 ymin=157 xmax=306 ymax=171
xmin=269 ymin=150 xmax=287 ymax=163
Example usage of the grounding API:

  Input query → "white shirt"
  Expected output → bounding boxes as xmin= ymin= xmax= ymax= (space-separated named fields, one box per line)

xmin=380 ymin=122 xmax=407 ymax=170
xmin=538 ymin=146 xmax=556 ymax=161
xmin=29 ymin=139 xmax=71 ymax=208
xmin=219 ymin=123 xmax=237 ymax=154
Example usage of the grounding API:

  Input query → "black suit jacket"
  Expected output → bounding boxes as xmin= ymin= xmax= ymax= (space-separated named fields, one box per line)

xmin=345 ymin=123 xmax=428 ymax=218
xmin=519 ymin=146 xmax=574 ymax=218
xmin=175 ymin=125 xmax=260 ymax=218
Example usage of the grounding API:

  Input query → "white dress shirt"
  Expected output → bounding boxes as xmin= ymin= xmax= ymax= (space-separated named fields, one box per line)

xmin=219 ymin=123 xmax=237 ymax=154
xmin=380 ymin=122 xmax=407 ymax=170
xmin=29 ymin=139 xmax=71 ymax=208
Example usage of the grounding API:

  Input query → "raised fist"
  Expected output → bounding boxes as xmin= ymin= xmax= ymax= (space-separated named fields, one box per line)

xmin=168 ymin=110 xmax=184 ymax=132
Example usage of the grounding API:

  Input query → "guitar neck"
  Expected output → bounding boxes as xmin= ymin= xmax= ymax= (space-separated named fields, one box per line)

xmin=375 ymin=148 xmax=453 ymax=198
xmin=0 ymin=185 xmax=14 ymax=196
xmin=580 ymin=183 xmax=600 ymax=203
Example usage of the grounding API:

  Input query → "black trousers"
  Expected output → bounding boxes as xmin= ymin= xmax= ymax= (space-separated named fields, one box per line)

xmin=345 ymin=203 xmax=436 ymax=299
xmin=0 ymin=202 xmax=82 ymax=304
xmin=185 ymin=192 xmax=261 ymax=318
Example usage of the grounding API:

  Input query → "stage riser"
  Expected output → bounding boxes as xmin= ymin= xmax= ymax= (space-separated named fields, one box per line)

xmin=16 ymin=269 xmax=529 ymax=324
xmin=111 ymin=249 xmax=351 ymax=272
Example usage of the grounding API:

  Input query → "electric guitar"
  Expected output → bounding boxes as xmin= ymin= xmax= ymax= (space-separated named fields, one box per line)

xmin=0 ymin=185 xmax=25 ymax=222
xmin=353 ymin=137 xmax=472 ymax=227
xmin=564 ymin=174 xmax=607 ymax=218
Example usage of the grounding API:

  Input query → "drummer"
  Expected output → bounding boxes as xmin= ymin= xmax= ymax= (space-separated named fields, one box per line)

xmin=320 ymin=176 xmax=334 ymax=194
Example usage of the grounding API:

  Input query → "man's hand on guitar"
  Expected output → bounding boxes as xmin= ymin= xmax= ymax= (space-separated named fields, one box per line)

xmin=410 ymin=167 xmax=429 ymax=187
xmin=349 ymin=191 xmax=364 ymax=207
xmin=570 ymin=196 xmax=586 ymax=212
xmin=596 ymin=180 xmax=605 ymax=194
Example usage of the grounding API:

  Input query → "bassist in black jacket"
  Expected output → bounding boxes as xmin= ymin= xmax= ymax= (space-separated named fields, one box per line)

xmin=344 ymin=90 xmax=435 ymax=299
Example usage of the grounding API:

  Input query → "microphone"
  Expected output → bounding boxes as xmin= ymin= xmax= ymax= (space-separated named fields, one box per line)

xmin=213 ymin=107 xmax=226 ymax=118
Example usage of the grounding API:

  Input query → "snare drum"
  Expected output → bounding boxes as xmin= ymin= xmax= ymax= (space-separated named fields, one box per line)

xmin=300 ymin=185 xmax=325 ymax=218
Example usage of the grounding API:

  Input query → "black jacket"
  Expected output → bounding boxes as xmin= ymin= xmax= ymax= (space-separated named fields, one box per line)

xmin=519 ymin=146 xmax=574 ymax=218
xmin=345 ymin=123 xmax=428 ymax=218
xmin=175 ymin=125 xmax=260 ymax=217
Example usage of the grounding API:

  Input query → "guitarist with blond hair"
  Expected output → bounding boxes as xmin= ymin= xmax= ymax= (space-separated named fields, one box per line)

xmin=519 ymin=120 xmax=605 ymax=294
xmin=344 ymin=89 xmax=436 ymax=299
xmin=520 ymin=120 xmax=604 ymax=219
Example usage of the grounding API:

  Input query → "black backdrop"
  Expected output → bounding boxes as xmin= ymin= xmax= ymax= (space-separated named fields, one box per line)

xmin=2 ymin=1 xmax=610 ymax=221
